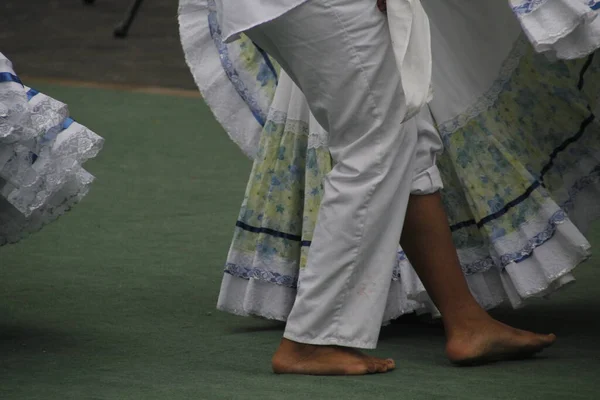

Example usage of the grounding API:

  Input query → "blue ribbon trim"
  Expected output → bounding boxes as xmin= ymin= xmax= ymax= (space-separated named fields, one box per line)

xmin=0 ymin=72 xmax=23 ymax=86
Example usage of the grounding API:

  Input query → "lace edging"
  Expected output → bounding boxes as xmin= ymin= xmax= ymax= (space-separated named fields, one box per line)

xmin=224 ymin=165 xmax=600 ymax=287
xmin=511 ymin=0 xmax=549 ymax=15
xmin=268 ymin=111 xmax=329 ymax=149
xmin=437 ymin=36 xmax=529 ymax=138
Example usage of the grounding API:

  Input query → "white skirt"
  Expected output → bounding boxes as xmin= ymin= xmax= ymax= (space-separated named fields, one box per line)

xmin=179 ymin=0 xmax=600 ymax=321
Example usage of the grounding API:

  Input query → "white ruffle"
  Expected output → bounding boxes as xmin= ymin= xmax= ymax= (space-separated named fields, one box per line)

xmin=0 ymin=55 xmax=103 ymax=246
xmin=178 ymin=0 xmax=263 ymax=159
xmin=218 ymin=217 xmax=588 ymax=322
xmin=511 ymin=0 xmax=600 ymax=59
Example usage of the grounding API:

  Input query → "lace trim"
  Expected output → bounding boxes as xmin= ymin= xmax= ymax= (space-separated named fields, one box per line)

xmin=308 ymin=132 xmax=329 ymax=149
xmin=563 ymin=163 xmax=600 ymax=210
xmin=226 ymin=209 xmax=566 ymax=287
xmin=229 ymin=159 xmax=600 ymax=283
xmin=511 ymin=0 xmax=599 ymax=14
xmin=179 ymin=0 xmax=263 ymax=158
xmin=0 ymin=170 xmax=94 ymax=246
xmin=207 ymin=3 xmax=267 ymax=126
xmin=1 ymin=87 xmax=103 ymax=216
xmin=513 ymin=0 xmax=600 ymax=59
xmin=511 ymin=0 xmax=549 ymax=15
xmin=0 ymin=90 xmax=37 ymax=143
xmin=225 ymin=163 xmax=599 ymax=287
xmin=437 ymin=36 xmax=529 ymax=138
xmin=225 ymin=263 xmax=299 ymax=288
xmin=206 ymin=0 xmax=279 ymax=128
xmin=0 ymin=64 xmax=103 ymax=246
xmin=6 ymin=123 xmax=102 ymax=216
xmin=268 ymin=110 xmax=329 ymax=149
xmin=409 ymin=168 xmax=600 ymax=275
xmin=397 ymin=210 xmax=565 ymax=276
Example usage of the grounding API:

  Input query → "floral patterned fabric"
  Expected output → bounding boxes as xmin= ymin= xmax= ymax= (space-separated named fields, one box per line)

xmin=227 ymin=43 xmax=600 ymax=286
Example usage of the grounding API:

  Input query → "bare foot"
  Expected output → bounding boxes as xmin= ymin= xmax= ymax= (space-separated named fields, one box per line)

xmin=272 ymin=338 xmax=395 ymax=375
xmin=445 ymin=316 xmax=556 ymax=366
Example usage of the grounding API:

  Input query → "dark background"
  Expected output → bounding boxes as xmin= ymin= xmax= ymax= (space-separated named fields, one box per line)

xmin=1 ymin=0 xmax=195 ymax=89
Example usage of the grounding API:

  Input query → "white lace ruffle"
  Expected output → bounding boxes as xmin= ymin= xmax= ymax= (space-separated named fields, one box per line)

xmin=511 ymin=0 xmax=600 ymax=59
xmin=0 ymin=55 xmax=103 ymax=246
xmin=178 ymin=0 xmax=263 ymax=159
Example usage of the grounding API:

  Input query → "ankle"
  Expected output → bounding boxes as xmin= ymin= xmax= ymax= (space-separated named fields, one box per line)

xmin=442 ymin=303 xmax=491 ymax=334
xmin=277 ymin=338 xmax=321 ymax=356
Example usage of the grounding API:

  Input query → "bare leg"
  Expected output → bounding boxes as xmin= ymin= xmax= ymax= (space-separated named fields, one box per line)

xmin=272 ymin=192 xmax=555 ymax=374
xmin=400 ymin=192 xmax=556 ymax=365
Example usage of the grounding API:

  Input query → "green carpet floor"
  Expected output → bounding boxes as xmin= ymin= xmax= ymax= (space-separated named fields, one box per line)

xmin=1 ymin=84 xmax=599 ymax=400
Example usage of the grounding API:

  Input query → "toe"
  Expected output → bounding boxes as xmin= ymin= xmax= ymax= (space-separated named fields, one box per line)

xmin=375 ymin=360 xmax=389 ymax=373
xmin=364 ymin=359 xmax=379 ymax=374
xmin=364 ymin=358 xmax=392 ymax=374
xmin=531 ymin=333 xmax=556 ymax=348
xmin=544 ymin=333 xmax=557 ymax=344
xmin=386 ymin=358 xmax=396 ymax=370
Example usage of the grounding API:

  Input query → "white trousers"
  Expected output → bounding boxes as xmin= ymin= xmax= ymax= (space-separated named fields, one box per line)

xmin=246 ymin=0 xmax=442 ymax=348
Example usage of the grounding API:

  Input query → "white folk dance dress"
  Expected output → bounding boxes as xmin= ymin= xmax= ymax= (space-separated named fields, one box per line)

xmin=179 ymin=0 xmax=600 ymax=325
xmin=0 ymin=54 xmax=103 ymax=246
